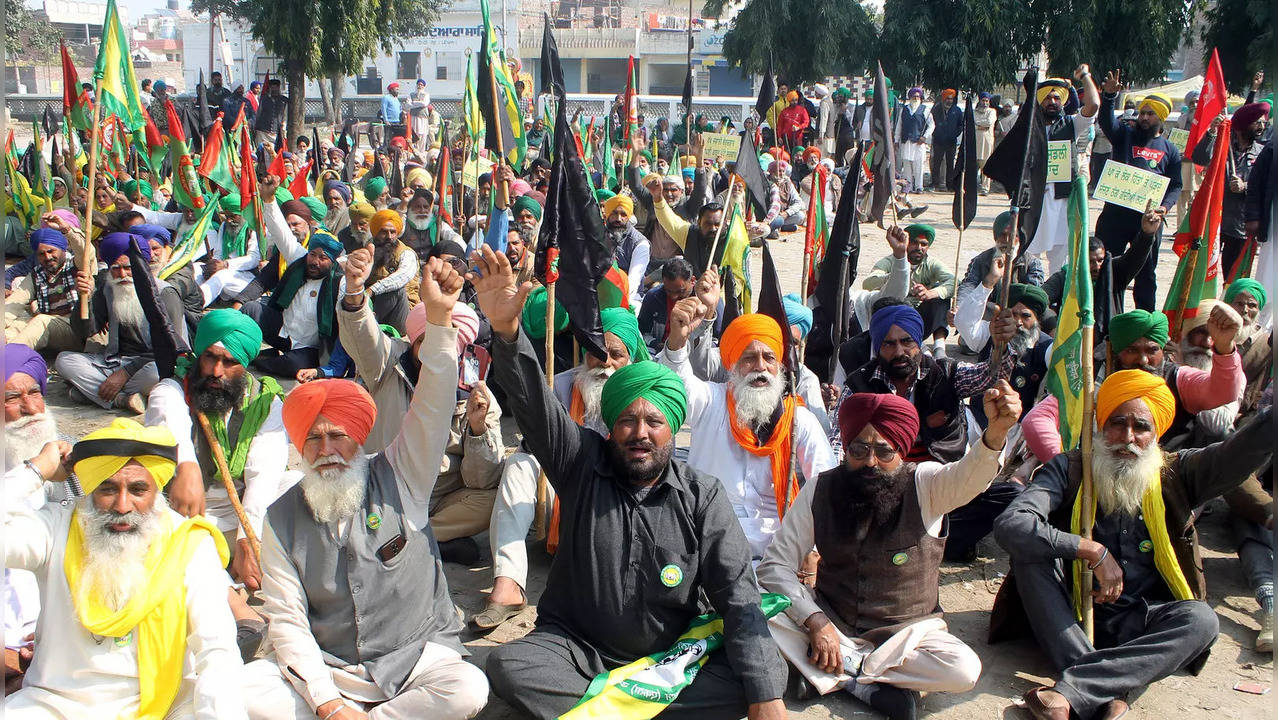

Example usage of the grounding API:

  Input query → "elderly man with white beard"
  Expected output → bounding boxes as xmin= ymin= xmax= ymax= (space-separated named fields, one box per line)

xmin=54 ymin=231 xmax=187 ymax=414
xmin=4 ymin=418 xmax=246 ymax=719
xmin=472 ymin=305 xmax=652 ymax=630
xmin=241 ymin=258 xmax=489 ymax=720
xmin=1171 ymin=299 xmax=1243 ymax=446
xmin=993 ymin=370 xmax=1274 ymax=720
xmin=400 ymin=187 xmax=465 ymax=264
xmin=661 ymin=305 xmax=838 ymax=561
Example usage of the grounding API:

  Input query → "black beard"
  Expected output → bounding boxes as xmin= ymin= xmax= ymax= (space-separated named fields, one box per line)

xmin=606 ymin=436 xmax=675 ymax=487
xmin=191 ymin=371 xmax=247 ymax=415
xmin=1133 ymin=123 xmax=1159 ymax=144
xmin=886 ymin=352 xmax=921 ymax=380
xmin=829 ymin=464 xmax=913 ymax=540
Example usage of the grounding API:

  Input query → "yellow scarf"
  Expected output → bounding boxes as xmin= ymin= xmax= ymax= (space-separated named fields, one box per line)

xmin=63 ymin=512 xmax=229 ymax=720
xmin=1070 ymin=473 xmax=1193 ymax=620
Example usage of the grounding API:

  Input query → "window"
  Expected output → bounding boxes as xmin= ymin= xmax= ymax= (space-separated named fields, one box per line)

xmin=436 ymin=65 xmax=448 ymax=81
xmin=397 ymin=52 xmax=420 ymax=80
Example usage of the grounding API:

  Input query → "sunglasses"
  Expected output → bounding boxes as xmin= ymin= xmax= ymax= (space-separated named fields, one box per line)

xmin=844 ymin=441 xmax=898 ymax=462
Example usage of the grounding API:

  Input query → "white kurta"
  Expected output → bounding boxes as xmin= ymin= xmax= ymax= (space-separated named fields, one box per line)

xmin=662 ymin=343 xmax=838 ymax=560
xmin=262 ymin=201 xmax=345 ymax=350
xmin=1026 ymin=113 xmax=1096 ymax=267
xmin=3 ymin=465 xmax=246 ymax=720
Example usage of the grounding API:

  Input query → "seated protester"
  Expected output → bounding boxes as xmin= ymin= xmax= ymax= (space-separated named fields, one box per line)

xmin=862 ymin=224 xmax=955 ymax=355
xmin=121 ymin=178 xmax=157 ymax=209
xmin=363 ymin=209 xmax=420 ymax=332
xmin=662 ymin=307 xmax=838 ymax=561
xmin=362 ymin=175 xmax=393 ymax=210
xmin=1022 ymin=307 xmax=1246 ymax=462
xmin=126 ymin=197 xmax=218 ymax=255
xmin=131 ymin=223 xmax=204 ymax=334
xmin=474 ymin=306 xmax=649 ymax=629
xmin=1223 ymin=461 xmax=1275 ymax=654
xmin=1224 ymin=278 xmax=1272 ymax=418
xmin=954 ymin=211 xmax=1045 ymax=324
xmin=630 ymin=139 xmax=709 ymax=273
xmin=4 ymin=418 xmax=247 ymax=719
xmin=339 ymin=200 xmax=376 ymax=253
xmin=993 ymin=372 xmax=1274 ymax=720
xmin=763 ymin=160 xmax=805 ymax=237
xmin=337 ymin=251 xmax=502 ymax=562
xmin=760 ymin=388 xmax=1019 ymax=718
xmin=5 ymin=227 xmax=81 ymax=355
xmin=471 ymin=246 xmax=789 ymax=720
xmin=955 ymin=272 xmax=1054 ymax=421
xmin=195 ymin=195 xmax=263 ymax=307
xmin=322 ymin=180 xmax=352 ymax=234
xmin=840 ymin=303 xmax=1020 ymax=561
xmin=1173 ymin=300 xmax=1245 ymax=446
xmin=55 ymin=232 xmax=187 ymax=414
xmin=601 ymin=194 xmax=650 ymax=306
xmin=638 ymin=257 xmax=697 ymax=352
xmin=230 ymin=194 xmax=323 ymax=303
xmin=1042 ymin=207 xmax=1159 ymax=344
xmin=243 ymin=261 xmax=489 ymax=720
xmin=239 ymin=177 xmax=345 ymax=377
xmin=401 ymin=187 xmax=464 ymax=263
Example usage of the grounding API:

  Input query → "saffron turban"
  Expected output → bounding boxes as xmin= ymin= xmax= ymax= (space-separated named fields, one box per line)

xmin=782 ymin=293 xmax=813 ymax=338
xmin=601 ymin=306 xmax=649 ymax=361
xmin=70 ymin=418 xmax=179 ymax=493
xmin=4 ymin=343 xmax=48 ymax=394
xmin=281 ymin=379 xmax=378 ymax=451
xmin=193 ymin=308 xmax=263 ymax=367
xmin=1224 ymin=278 xmax=1267 ymax=310
xmin=512 ymin=195 xmax=543 ymax=221
xmin=1138 ymin=94 xmax=1172 ymax=121
xmin=720 ymin=314 xmax=784 ymax=368
xmin=299 ymin=196 xmax=327 ymax=223
xmin=602 ymin=194 xmax=633 ymax=218
xmin=30 ymin=227 xmax=68 ymax=253
xmin=802 ymin=147 xmax=822 ymax=161
xmin=600 ymin=361 xmax=687 ymax=430
xmin=370 ymin=209 xmax=404 ymax=236
xmin=324 ymin=180 xmax=352 ymax=204
xmin=99 ymin=232 xmax=148 ymax=265
xmin=364 ymin=176 xmax=388 ymax=203
xmin=1108 ymin=310 xmax=1169 ymax=351
xmin=308 ymin=230 xmax=343 ymax=261
xmin=870 ymin=304 xmax=924 ymax=353
xmin=941 ymin=88 xmax=957 ymax=99
xmin=837 ymin=393 xmax=920 ymax=456
xmin=1233 ymin=102 xmax=1271 ymax=129
xmin=521 ymin=285 xmax=569 ymax=339
xmin=1008 ymin=283 xmax=1049 ymax=319
xmin=1096 ymin=369 xmax=1175 ymax=437
xmin=786 ymin=90 xmax=799 ymax=102
xmin=1036 ymin=78 xmax=1071 ymax=105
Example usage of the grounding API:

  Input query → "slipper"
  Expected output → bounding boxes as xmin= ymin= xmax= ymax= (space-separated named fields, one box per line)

xmin=470 ymin=602 xmax=526 ymax=630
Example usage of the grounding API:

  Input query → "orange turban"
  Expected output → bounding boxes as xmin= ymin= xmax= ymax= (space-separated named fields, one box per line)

xmin=1095 ymin=369 xmax=1175 ymax=438
xmin=941 ymin=88 xmax=957 ymax=99
xmin=281 ymin=379 xmax=378 ymax=451
xmin=720 ymin=313 xmax=784 ymax=368
xmin=370 ymin=209 xmax=404 ymax=236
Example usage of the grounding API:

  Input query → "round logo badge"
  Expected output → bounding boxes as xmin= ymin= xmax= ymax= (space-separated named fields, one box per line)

xmin=891 ymin=552 xmax=909 ymax=566
xmin=114 ymin=631 xmax=132 ymax=647
xmin=366 ymin=513 xmax=382 ymax=530
xmin=660 ymin=564 xmax=683 ymax=588
xmin=1014 ymin=375 xmax=1027 ymax=388
xmin=1138 ymin=540 xmax=1153 ymax=553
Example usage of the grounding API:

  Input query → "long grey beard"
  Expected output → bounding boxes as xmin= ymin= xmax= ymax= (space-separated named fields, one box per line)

xmin=729 ymin=370 xmax=785 ymax=432
xmin=301 ymin=452 xmax=370 ymax=524
xmin=109 ymin=278 xmax=147 ymax=329
xmin=5 ymin=413 xmax=59 ymax=468
xmin=75 ymin=494 xmax=168 ymax=613
xmin=1009 ymin=325 xmax=1041 ymax=355
xmin=1091 ymin=441 xmax=1164 ymax=517
xmin=1179 ymin=343 xmax=1213 ymax=371
xmin=573 ymin=365 xmax=613 ymax=427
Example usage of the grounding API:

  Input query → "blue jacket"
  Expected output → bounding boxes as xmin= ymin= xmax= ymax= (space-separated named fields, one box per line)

xmin=932 ymin=103 xmax=964 ymax=145
xmin=1096 ymin=92 xmax=1183 ymax=210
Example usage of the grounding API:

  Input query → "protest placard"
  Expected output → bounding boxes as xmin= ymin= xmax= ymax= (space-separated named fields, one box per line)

xmin=1167 ymin=128 xmax=1189 ymax=154
xmin=1046 ymin=140 xmax=1072 ymax=183
xmin=703 ymin=132 xmax=741 ymax=161
xmin=1092 ymin=159 xmax=1171 ymax=212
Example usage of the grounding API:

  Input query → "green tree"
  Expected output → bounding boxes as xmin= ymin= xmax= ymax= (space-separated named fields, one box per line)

xmin=1197 ymin=0 xmax=1270 ymax=94
xmin=878 ymin=0 xmax=1040 ymax=92
xmin=1039 ymin=0 xmax=1190 ymax=85
xmin=703 ymin=0 xmax=879 ymax=85
xmin=6 ymin=0 xmax=64 ymax=65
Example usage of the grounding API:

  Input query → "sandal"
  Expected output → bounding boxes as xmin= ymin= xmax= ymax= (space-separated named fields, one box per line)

xmin=470 ymin=601 xmax=526 ymax=630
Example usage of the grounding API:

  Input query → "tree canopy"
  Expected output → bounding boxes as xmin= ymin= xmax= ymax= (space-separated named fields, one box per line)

xmin=878 ymin=0 xmax=1040 ymax=91
xmin=1197 ymin=0 xmax=1270 ymax=94
xmin=1039 ymin=0 xmax=1190 ymax=85
xmin=705 ymin=0 xmax=879 ymax=85
xmin=7 ymin=0 xmax=63 ymax=65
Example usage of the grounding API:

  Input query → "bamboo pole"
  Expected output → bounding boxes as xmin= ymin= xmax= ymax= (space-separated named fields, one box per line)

xmin=987 ymin=207 xmax=1020 ymax=369
xmin=951 ymin=159 xmax=967 ymax=310
xmin=705 ymin=180 xmax=738 ymax=272
xmin=1079 ymin=324 xmax=1097 ymax=642
xmin=196 ymin=411 xmax=262 ymax=560
xmin=80 ymin=96 xmax=105 ymax=320
xmin=533 ymin=279 xmax=556 ymax=540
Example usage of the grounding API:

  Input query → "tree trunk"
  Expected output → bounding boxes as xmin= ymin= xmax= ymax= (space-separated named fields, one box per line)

xmin=318 ymin=76 xmax=333 ymax=124
xmin=286 ymin=65 xmax=306 ymax=145
xmin=329 ymin=74 xmax=344 ymax=127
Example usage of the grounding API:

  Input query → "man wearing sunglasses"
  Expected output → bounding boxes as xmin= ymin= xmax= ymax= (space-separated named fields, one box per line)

xmin=758 ymin=382 xmax=1021 ymax=718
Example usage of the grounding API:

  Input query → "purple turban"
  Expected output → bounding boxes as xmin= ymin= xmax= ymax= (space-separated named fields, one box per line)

xmin=837 ymin=393 xmax=920 ymax=456
xmin=323 ymin=180 xmax=352 ymax=205
xmin=99 ymin=232 xmax=150 ymax=265
xmin=30 ymin=227 xmax=68 ymax=253
xmin=4 ymin=343 xmax=48 ymax=394
xmin=132 ymin=224 xmax=173 ymax=247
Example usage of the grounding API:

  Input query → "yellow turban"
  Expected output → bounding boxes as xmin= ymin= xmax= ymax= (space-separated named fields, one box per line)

xmin=70 ymin=418 xmax=179 ymax=494
xmin=720 ymin=313 xmax=784 ymax=368
xmin=1036 ymin=78 xmax=1071 ymax=105
xmin=1096 ymin=369 xmax=1176 ymax=438
xmin=405 ymin=167 xmax=433 ymax=189
xmin=347 ymin=201 xmax=376 ymax=222
xmin=602 ymin=194 xmax=634 ymax=218
xmin=370 ymin=209 xmax=404 ymax=236
xmin=1138 ymin=94 xmax=1172 ymax=121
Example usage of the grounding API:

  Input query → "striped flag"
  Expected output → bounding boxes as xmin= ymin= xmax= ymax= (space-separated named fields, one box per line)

xmin=1045 ymin=177 xmax=1094 ymax=452
xmin=1164 ymin=118 xmax=1228 ymax=340
xmin=93 ymin=0 xmax=146 ymax=132
xmin=61 ymin=42 xmax=93 ymax=131
xmin=623 ymin=56 xmax=639 ymax=141
xmin=5 ymin=140 xmax=44 ymax=227
xmin=719 ymin=198 xmax=753 ymax=315
xmin=198 ymin=115 xmax=235 ymax=192
xmin=478 ymin=0 xmax=526 ymax=168
xmin=802 ymin=165 xmax=828 ymax=293
xmin=463 ymin=52 xmax=484 ymax=143
xmin=158 ymin=200 xmax=219 ymax=280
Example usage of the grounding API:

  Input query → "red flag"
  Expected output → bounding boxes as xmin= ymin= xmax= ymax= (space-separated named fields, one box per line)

xmin=267 ymin=147 xmax=287 ymax=182
xmin=198 ymin=115 xmax=234 ymax=190
xmin=434 ymin=143 xmax=453 ymax=224
xmin=238 ymin=124 xmax=257 ymax=211
xmin=164 ymin=99 xmax=186 ymax=144
xmin=61 ymin=42 xmax=93 ymax=131
xmin=1186 ymin=49 xmax=1226 ymax=162
xmin=623 ymin=56 xmax=638 ymax=141
xmin=289 ymin=159 xmax=312 ymax=198
xmin=1165 ymin=118 xmax=1229 ymax=336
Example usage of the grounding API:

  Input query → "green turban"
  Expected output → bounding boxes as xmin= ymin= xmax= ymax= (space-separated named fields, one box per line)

xmin=601 ymin=307 xmax=649 ymax=362
xmin=993 ymin=211 xmax=1014 ymax=236
xmin=1108 ymin=310 xmax=1169 ymax=351
xmin=274 ymin=186 xmax=293 ymax=204
xmin=123 ymin=178 xmax=154 ymax=201
xmin=193 ymin=308 xmax=263 ymax=367
xmin=1008 ymin=283 xmax=1049 ymax=319
xmin=219 ymin=194 xmax=243 ymax=213
xmin=521 ymin=286 xmax=568 ymax=339
xmin=364 ymin=176 xmax=388 ymax=203
xmin=299 ymin=195 xmax=327 ymax=223
xmin=904 ymin=223 xmax=936 ymax=243
xmin=512 ymin=194 xmax=543 ymax=221
xmin=600 ymin=361 xmax=687 ymax=430
xmin=594 ymin=188 xmax=616 ymax=204
xmin=1224 ymin=278 xmax=1267 ymax=310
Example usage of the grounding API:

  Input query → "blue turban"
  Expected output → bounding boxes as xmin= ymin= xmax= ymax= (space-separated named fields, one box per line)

xmin=308 ymin=230 xmax=343 ymax=261
xmin=30 ymin=227 xmax=68 ymax=253
xmin=99 ymin=232 xmax=150 ymax=265
xmin=4 ymin=343 xmax=48 ymax=394
xmin=132 ymin=224 xmax=174 ymax=247
xmin=782 ymin=293 xmax=813 ymax=339
xmin=681 ymin=167 xmax=695 ymax=180
xmin=870 ymin=304 xmax=924 ymax=353
xmin=978 ymin=92 xmax=991 ymax=100
xmin=323 ymin=180 xmax=352 ymax=205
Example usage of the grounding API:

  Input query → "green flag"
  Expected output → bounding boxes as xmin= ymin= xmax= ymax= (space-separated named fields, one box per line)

xmin=93 ymin=0 xmax=147 ymax=132
xmin=463 ymin=52 xmax=484 ymax=143
xmin=1045 ymin=177 xmax=1094 ymax=451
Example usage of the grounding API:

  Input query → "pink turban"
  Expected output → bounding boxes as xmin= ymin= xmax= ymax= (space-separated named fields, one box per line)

xmin=406 ymin=302 xmax=480 ymax=355
xmin=509 ymin=179 xmax=533 ymax=196
xmin=44 ymin=208 xmax=82 ymax=230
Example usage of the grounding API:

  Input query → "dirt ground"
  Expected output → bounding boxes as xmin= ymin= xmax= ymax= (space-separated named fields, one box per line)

xmin=31 ymin=187 xmax=1275 ymax=719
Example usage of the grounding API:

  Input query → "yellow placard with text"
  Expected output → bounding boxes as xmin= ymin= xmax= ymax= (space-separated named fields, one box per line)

xmin=1046 ymin=140 xmax=1072 ymax=183
xmin=1092 ymin=159 xmax=1170 ymax=213
xmin=702 ymin=132 xmax=742 ymax=161
xmin=1166 ymin=128 xmax=1189 ymax=154
xmin=461 ymin=155 xmax=495 ymax=188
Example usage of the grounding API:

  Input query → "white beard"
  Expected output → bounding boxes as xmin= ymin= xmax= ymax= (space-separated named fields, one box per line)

xmin=109 ymin=277 xmax=147 ymax=329
xmin=75 ymin=494 xmax=168 ymax=613
xmin=1091 ymin=440 xmax=1164 ymax=517
xmin=573 ymin=365 xmax=613 ymax=427
xmin=5 ymin=413 xmax=59 ymax=468
xmin=300 ymin=452 xmax=370 ymax=524
xmin=407 ymin=214 xmax=431 ymax=231
xmin=1179 ymin=343 xmax=1213 ymax=371
xmin=729 ymin=370 xmax=785 ymax=432
xmin=1009 ymin=325 xmax=1041 ymax=356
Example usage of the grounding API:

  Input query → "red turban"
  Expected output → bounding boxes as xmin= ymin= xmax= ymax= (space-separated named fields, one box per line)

xmin=281 ymin=379 xmax=378 ymax=451
xmin=720 ymin=314 xmax=784 ymax=368
xmin=837 ymin=393 xmax=920 ymax=456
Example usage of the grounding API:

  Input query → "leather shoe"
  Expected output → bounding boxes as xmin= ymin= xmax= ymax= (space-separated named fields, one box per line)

xmin=1023 ymin=687 xmax=1070 ymax=720
xmin=1099 ymin=699 xmax=1129 ymax=719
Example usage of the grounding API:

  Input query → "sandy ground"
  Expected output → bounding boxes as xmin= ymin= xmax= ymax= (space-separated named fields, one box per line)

xmin=31 ymin=187 xmax=1275 ymax=719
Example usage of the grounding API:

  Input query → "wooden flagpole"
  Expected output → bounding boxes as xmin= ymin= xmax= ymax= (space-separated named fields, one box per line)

xmin=952 ymin=158 xmax=967 ymax=309
xmin=1079 ymin=325 xmax=1096 ymax=642
xmin=197 ymin=412 xmax=262 ymax=559
xmin=80 ymin=93 xmax=105 ymax=320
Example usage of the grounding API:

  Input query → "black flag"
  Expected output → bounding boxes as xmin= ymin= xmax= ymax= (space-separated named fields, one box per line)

xmin=128 ymin=237 xmax=188 ymax=380
xmin=734 ymin=132 xmax=770 ymax=219
xmin=755 ymin=56 xmax=776 ymax=122
xmin=311 ymin=126 xmax=322 ymax=185
xmin=42 ymin=107 xmax=58 ymax=138
xmin=195 ymin=70 xmax=214 ymax=134
xmin=539 ymin=14 xmax=565 ymax=97
xmin=535 ymin=82 xmax=612 ymax=359
xmin=720 ymin=268 xmax=741 ymax=328
xmin=757 ymin=240 xmax=799 ymax=373
xmin=868 ymin=62 xmax=896 ymax=225
xmin=982 ymin=68 xmax=1044 ymax=240
xmin=950 ymin=95 xmax=979 ymax=230
xmin=682 ymin=66 xmax=693 ymax=115
xmin=336 ymin=120 xmax=353 ymax=154
xmin=388 ymin=149 xmax=404 ymax=199
xmin=807 ymin=145 xmax=865 ymax=382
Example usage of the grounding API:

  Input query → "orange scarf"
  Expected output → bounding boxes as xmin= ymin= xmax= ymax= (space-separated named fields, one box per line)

xmin=548 ymin=387 xmax=589 ymax=553
xmin=727 ymin=390 xmax=799 ymax=520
